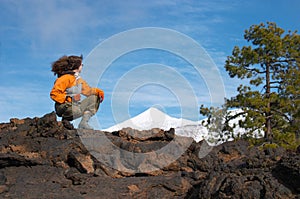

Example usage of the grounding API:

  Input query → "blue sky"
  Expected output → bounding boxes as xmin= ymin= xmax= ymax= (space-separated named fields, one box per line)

xmin=0 ymin=0 xmax=299 ymax=129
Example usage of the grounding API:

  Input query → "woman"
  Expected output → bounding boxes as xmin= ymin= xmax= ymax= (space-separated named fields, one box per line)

xmin=50 ymin=55 xmax=104 ymax=130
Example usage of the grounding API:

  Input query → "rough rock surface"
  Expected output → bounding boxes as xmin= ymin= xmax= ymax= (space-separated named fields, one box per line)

xmin=0 ymin=112 xmax=299 ymax=198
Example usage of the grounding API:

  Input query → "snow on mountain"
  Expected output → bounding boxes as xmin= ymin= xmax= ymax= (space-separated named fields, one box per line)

xmin=103 ymin=107 xmax=216 ymax=144
xmin=103 ymin=107 xmax=263 ymax=145
xmin=104 ymin=107 xmax=199 ymax=132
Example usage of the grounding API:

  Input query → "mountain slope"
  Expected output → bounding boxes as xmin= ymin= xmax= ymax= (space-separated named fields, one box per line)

xmin=104 ymin=107 xmax=199 ymax=132
xmin=104 ymin=107 xmax=264 ymax=145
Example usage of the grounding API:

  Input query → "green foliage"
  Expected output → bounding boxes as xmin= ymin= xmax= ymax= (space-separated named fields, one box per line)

xmin=272 ymin=131 xmax=300 ymax=150
xmin=247 ymin=131 xmax=300 ymax=150
xmin=261 ymin=143 xmax=279 ymax=150
xmin=200 ymin=22 xmax=300 ymax=146
xmin=246 ymin=137 xmax=265 ymax=147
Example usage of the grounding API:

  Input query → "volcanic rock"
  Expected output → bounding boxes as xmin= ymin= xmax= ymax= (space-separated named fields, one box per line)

xmin=0 ymin=112 xmax=299 ymax=198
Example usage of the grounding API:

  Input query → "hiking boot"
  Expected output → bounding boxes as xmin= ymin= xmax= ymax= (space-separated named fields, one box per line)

xmin=78 ymin=111 xmax=93 ymax=130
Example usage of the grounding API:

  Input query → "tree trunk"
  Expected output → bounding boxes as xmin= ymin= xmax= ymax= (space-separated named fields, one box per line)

xmin=265 ymin=63 xmax=272 ymax=141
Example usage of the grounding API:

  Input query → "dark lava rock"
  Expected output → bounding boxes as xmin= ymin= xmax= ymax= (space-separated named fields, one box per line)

xmin=0 ymin=112 xmax=299 ymax=198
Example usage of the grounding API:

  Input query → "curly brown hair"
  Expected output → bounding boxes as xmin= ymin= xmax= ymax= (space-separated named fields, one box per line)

xmin=51 ymin=55 xmax=83 ymax=76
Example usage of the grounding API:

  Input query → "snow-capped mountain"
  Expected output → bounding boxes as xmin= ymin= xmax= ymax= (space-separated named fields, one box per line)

xmin=103 ymin=107 xmax=263 ymax=145
xmin=103 ymin=107 xmax=209 ymax=143
xmin=104 ymin=107 xmax=199 ymax=132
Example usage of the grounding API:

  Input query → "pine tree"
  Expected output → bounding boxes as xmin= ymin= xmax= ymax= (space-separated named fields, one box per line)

xmin=201 ymin=22 xmax=300 ymax=142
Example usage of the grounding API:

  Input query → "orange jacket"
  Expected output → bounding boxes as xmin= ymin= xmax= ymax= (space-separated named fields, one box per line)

xmin=50 ymin=74 xmax=104 ymax=104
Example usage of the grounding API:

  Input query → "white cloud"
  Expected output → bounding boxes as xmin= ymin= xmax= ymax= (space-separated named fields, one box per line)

xmin=16 ymin=1 xmax=92 ymax=46
xmin=0 ymin=83 xmax=53 ymax=122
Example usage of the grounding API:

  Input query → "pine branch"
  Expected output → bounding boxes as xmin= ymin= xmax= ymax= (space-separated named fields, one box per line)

xmin=224 ymin=111 xmax=247 ymax=124
xmin=271 ymin=108 xmax=291 ymax=122
xmin=270 ymin=81 xmax=283 ymax=84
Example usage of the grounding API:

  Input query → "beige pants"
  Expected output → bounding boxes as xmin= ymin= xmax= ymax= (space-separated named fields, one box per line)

xmin=55 ymin=95 xmax=100 ymax=121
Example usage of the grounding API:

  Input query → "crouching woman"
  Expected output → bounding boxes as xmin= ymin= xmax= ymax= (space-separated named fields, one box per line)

xmin=50 ymin=55 xmax=104 ymax=130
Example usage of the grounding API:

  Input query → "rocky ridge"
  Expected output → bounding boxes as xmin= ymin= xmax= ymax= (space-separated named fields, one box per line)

xmin=0 ymin=112 xmax=299 ymax=198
